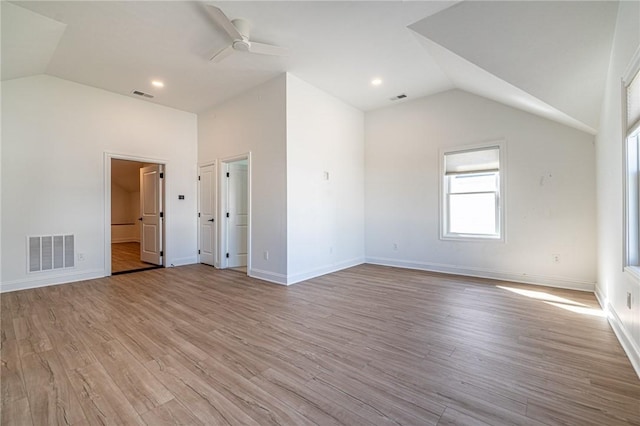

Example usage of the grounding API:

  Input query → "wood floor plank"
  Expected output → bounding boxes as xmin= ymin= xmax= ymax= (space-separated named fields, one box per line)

xmin=144 ymin=356 xmax=260 ymax=425
xmin=437 ymin=406 xmax=492 ymax=426
xmin=2 ymin=263 xmax=639 ymax=425
xmin=140 ymin=399 xmax=203 ymax=426
xmin=1 ymin=339 xmax=27 ymax=405
xmin=1 ymin=397 xmax=33 ymax=426
xmin=91 ymin=339 xmax=174 ymax=415
xmin=20 ymin=350 xmax=86 ymax=425
xmin=67 ymin=362 xmax=145 ymax=425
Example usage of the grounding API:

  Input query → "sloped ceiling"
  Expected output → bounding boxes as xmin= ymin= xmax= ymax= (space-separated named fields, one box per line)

xmin=1 ymin=1 xmax=620 ymax=134
xmin=1 ymin=1 xmax=66 ymax=80
xmin=2 ymin=1 xmax=454 ymax=113
xmin=409 ymin=1 xmax=619 ymax=133
xmin=111 ymin=160 xmax=146 ymax=193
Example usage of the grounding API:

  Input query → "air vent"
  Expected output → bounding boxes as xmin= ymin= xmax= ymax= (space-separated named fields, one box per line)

xmin=131 ymin=90 xmax=154 ymax=99
xmin=390 ymin=94 xmax=407 ymax=101
xmin=28 ymin=235 xmax=74 ymax=273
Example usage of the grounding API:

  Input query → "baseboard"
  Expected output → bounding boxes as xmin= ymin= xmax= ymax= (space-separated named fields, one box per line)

xmin=112 ymin=238 xmax=140 ymax=243
xmin=168 ymin=256 xmax=197 ymax=267
xmin=249 ymin=268 xmax=288 ymax=286
xmin=605 ymin=302 xmax=640 ymax=379
xmin=1 ymin=269 xmax=105 ymax=293
xmin=286 ymin=257 xmax=365 ymax=285
xmin=365 ymin=257 xmax=595 ymax=291
xmin=595 ymin=287 xmax=640 ymax=379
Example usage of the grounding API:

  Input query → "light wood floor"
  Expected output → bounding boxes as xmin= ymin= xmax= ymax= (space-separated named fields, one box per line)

xmin=112 ymin=242 xmax=157 ymax=274
xmin=1 ymin=264 xmax=639 ymax=425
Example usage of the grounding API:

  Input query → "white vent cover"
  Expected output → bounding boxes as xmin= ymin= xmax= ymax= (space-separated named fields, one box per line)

xmin=28 ymin=235 xmax=74 ymax=273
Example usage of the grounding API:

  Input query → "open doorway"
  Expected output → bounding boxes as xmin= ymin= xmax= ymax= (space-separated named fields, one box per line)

xmin=110 ymin=158 xmax=165 ymax=274
xmin=220 ymin=156 xmax=250 ymax=273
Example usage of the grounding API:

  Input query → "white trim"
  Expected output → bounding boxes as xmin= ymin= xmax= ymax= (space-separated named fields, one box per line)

xmin=104 ymin=152 xmax=168 ymax=276
xmin=622 ymin=45 xmax=640 ymax=84
xmin=219 ymin=153 xmax=252 ymax=272
xmin=594 ymin=289 xmax=640 ymax=379
xmin=286 ymin=257 xmax=365 ymax=285
xmin=197 ymin=161 xmax=217 ymax=267
xmin=1 ymin=269 xmax=104 ymax=293
xmin=365 ymin=257 xmax=594 ymax=292
xmin=249 ymin=268 xmax=288 ymax=286
xmin=168 ymin=256 xmax=197 ymax=267
xmin=111 ymin=237 xmax=140 ymax=244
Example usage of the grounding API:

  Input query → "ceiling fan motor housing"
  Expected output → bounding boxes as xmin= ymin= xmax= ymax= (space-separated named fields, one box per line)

xmin=233 ymin=39 xmax=251 ymax=51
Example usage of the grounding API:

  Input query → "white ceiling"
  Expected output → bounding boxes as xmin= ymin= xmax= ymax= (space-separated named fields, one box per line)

xmin=409 ymin=1 xmax=619 ymax=133
xmin=2 ymin=1 xmax=619 ymax=134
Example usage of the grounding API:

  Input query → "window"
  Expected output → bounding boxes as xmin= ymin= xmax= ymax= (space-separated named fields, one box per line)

xmin=441 ymin=143 xmax=504 ymax=240
xmin=624 ymin=53 xmax=640 ymax=268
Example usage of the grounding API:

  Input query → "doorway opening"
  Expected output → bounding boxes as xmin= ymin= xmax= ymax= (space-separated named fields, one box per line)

xmin=220 ymin=155 xmax=250 ymax=274
xmin=107 ymin=156 xmax=165 ymax=275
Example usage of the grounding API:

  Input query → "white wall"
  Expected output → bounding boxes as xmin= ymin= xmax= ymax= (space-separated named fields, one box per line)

xmin=111 ymin=183 xmax=133 ymax=224
xmin=1 ymin=75 xmax=198 ymax=291
xmin=365 ymin=89 xmax=596 ymax=290
xmin=198 ymin=75 xmax=288 ymax=284
xmin=596 ymin=0 xmax=640 ymax=375
xmin=286 ymin=74 xmax=365 ymax=284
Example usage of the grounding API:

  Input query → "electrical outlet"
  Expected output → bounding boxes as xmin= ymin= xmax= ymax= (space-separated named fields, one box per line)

xmin=627 ymin=292 xmax=632 ymax=309
xmin=552 ymin=253 xmax=560 ymax=264
xmin=263 ymin=251 xmax=269 ymax=261
xmin=77 ymin=253 xmax=85 ymax=262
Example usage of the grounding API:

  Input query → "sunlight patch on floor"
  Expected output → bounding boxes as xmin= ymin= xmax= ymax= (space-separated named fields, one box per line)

xmin=544 ymin=302 xmax=606 ymax=317
xmin=497 ymin=285 xmax=606 ymax=317
xmin=497 ymin=286 xmax=587 ymax=306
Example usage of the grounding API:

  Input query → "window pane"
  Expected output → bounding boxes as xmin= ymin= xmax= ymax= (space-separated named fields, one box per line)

xmin=449 ymin=173 xmax=497 ymax=194
xmin=449 ymin=193 xmax=497 ymax=235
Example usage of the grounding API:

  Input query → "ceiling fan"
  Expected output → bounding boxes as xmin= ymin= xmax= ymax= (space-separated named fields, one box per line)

xmin=205 ymin=5 xmax=288 ymax=63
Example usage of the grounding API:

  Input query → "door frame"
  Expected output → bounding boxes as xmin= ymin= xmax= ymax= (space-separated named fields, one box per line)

xmin=219 ymin=153 xmax=252 ymax=271
xmin=197 ymin=161 xmax=217 ymax=267
xmin=104 ymin=152 xmax=167 ymax=276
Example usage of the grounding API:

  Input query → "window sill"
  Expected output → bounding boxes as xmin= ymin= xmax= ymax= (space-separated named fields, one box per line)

xmin=624 ymin=266 xmax=640 ymax=284
xmin=441 ymin=235 xmax=504 ymax=243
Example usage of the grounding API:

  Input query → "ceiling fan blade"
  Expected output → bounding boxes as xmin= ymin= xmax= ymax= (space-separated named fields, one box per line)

xmin=204 ymin=5 xmax=242 ymax=41
xmin=210 ymin=45 xmax=235 ymax=62
xmin=248 ymin=42 xmax=289 ymax=57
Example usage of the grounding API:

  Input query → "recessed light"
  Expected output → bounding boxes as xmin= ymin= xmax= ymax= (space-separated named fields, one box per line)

xmin=371 ymin=78 xmax=383 ymax=86
xmin=151 ymin=80 xmax=164 ymax=88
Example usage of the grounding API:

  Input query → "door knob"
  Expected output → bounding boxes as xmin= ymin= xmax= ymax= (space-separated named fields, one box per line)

xmin=138 ymin=217 xmax=143 ymax=221
xmin=208 ymin=218 xmax=215 ymax=222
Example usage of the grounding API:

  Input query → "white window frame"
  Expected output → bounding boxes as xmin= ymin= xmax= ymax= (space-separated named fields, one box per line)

xmin=623 ymin=47 xmax=640 ymax=273
xmin=440 ymin=140 xmax=506 ymax=242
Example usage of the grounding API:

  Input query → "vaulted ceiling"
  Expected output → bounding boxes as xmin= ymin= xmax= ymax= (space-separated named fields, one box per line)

xmin=2 ymin=1 xmax=619 ymax=135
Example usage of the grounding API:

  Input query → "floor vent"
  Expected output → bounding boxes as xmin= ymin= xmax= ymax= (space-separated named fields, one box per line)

xmin=28 ymin=235 xmax=74 ymax=272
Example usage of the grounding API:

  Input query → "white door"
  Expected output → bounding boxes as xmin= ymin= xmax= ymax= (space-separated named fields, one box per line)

xmin=226 ymin=162 xmax=248 ymax=268
xmin=140 ymin=164 xmax=163 ymax=265
xmin=199 ymin=164 xmax=216 ymax=266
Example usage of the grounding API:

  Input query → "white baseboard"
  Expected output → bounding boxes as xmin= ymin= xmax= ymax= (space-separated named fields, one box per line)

xmin=595 ymin=287 xmax=640 ymax=379
xmin=286 ymin=257 xmax=365 ymax=285
xmin=168 ymin=256 xmax=197 ymax=267
xmin=1 ymin=269 xmax=105 ymax=293
xmin=112 ymin=238 xmax=140 ymax=243
xmin=365 ymin=256 xmax=595 ymax=292
xmin=249 ymin=268 xmax=288 ymax=286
